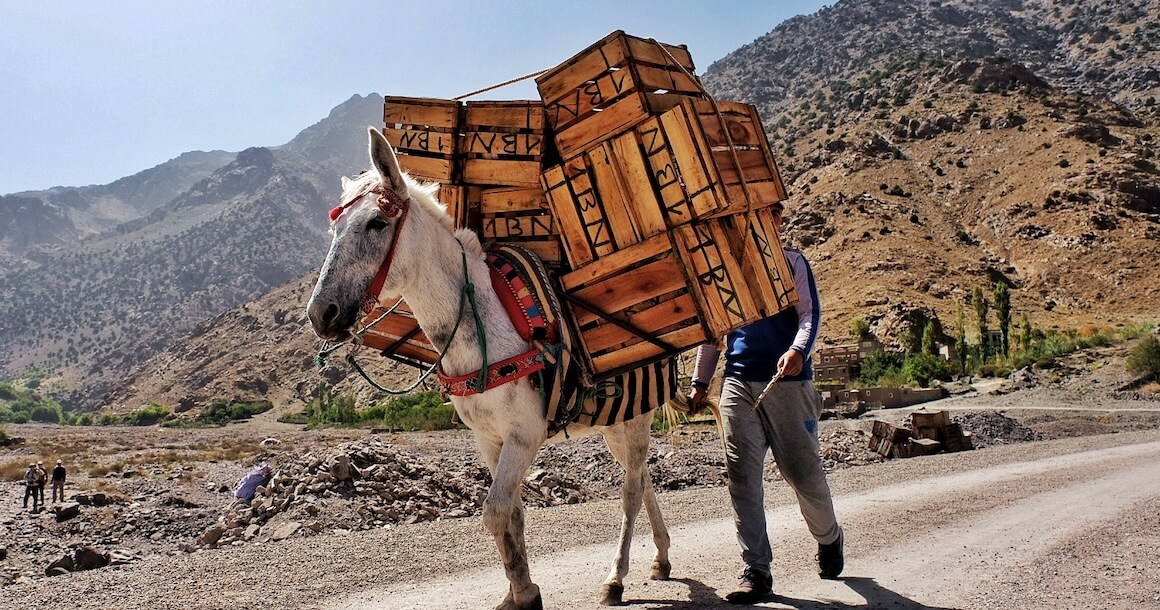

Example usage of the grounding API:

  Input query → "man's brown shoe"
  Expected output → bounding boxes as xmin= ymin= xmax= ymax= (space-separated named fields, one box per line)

xmin=725 ymin=566 xmax=773 ymax=604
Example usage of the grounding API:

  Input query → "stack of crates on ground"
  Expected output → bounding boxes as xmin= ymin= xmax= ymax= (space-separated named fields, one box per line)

xmin=868 ymin=410 xmax=975 ymax=459
xmin=361 ymin=30 xmax=796 ymax=379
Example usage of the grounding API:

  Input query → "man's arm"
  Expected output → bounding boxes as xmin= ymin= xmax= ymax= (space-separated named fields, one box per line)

xmin=779 ymin=250 xmax=821 ymax=376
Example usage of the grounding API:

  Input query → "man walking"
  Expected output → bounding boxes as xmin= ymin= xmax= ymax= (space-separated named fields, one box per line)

xmin=687 ymin=202 xmax=843 ymax=604
xmin=23 ymin=463 xmax=40 ymax=512
xmin=51 ymin=460 xmax=67 ymax=503
xmin=35 ymin=461 xmax=48 ymax=507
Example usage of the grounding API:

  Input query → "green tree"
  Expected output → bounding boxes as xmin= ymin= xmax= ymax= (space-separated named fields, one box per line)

xmin=994 ymin=282 xmax=1011 ymax=356
xmin=850 ymin=317 xmax=870 ymax=340
xmin=1126 ymin=335 xmax=1160 ymax=381
xmin=898 ymin=327 xmax=920 ymax=354
xmin=902 ymin=353 xmax=951 ymax=387
xmin=955 ymin=305 xmax=968 ymax=374
xmin=1019 ymin=312 xmax=1033 ymax=353
xmin=921 ymin=321 xmax=937 ymax=356
xmin=972 ymin=286 xmax=990 ymax=359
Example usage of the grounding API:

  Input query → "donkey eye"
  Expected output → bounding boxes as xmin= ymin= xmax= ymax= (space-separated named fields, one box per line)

xmin=366 ymin=217 xmax=389 ymax=232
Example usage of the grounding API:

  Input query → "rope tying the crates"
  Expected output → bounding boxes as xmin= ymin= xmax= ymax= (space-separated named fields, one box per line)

xmin=453 ymin=68 xmax=549 ymax=101
xmin=646 ymin=39 xmax=758 ymax=215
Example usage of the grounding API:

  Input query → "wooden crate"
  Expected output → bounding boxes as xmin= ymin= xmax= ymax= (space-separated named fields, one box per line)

xmin=911 ymin=410 xmax=950 ymax=430
xmin=542 ymin=99 xmax=788 ymax=269
xmin=670 ymin=216 xmax=767 ymax=338
xmin=542 ymin=140 xmax=663 ymax=268
xmin=357 ymin=301 xmax=439 ymax=365
xmin=558 ymin=233 xmax=710 ymax=379
xmin=383 ymin=96 xmax=461 ymax=182
xmin=536 ymin=30 xmax=703 ymax=157
xmin=478 ymin=187 xmax=564 ymax=268
xmin=461 ymin=101 xmax=547 ymax=188
xmin=726 ymin=206 xmax=799 ymax=316
xmin=685 ymin=99 xmax=787 ymax=214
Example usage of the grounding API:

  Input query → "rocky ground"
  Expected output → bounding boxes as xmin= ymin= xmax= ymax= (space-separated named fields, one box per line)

xmin=1 ymin=343 xmax=1157 ymax=593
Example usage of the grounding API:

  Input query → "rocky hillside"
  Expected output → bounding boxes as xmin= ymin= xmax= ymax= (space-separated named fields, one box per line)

xmin=0 ymin=95 xmax=384 ymax=410
xmin=703 ymin=0 xmax=1160 ymax=120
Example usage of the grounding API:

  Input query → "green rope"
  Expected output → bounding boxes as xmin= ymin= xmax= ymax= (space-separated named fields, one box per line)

xmin=315 ymin=237 xmax=490 ymax=396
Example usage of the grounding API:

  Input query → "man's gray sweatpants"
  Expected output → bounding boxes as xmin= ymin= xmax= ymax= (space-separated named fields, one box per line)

xmin=719 ymin=377 xmax=841 ymax=572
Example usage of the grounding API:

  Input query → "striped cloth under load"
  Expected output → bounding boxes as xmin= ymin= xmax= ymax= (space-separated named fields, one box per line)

xmin=490 ymin=245 xmax=677 ymax=434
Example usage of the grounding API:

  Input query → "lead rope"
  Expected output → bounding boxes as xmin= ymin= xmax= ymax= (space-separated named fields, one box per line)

xmin=317 ymin=237 xmax=490 ymax=395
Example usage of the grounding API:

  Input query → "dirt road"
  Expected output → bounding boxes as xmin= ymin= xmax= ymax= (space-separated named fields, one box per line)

xmin=7 ymin=430 xmax=1159 ymax=610
xmin=326 ymin=431 xmax=1160 ymax=610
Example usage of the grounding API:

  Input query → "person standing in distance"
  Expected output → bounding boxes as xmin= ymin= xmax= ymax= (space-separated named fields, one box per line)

xmin=687 ymin=201 xmax=843 ymax=604
xmin=51 ymin=460 xmax=67 ymax=503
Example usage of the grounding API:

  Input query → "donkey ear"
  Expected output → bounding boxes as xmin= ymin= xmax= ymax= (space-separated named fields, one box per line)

xmin=368 ymin=127 xmax=407 ymax=196
xmin=340 ymin=176 xmax=354 ymax=190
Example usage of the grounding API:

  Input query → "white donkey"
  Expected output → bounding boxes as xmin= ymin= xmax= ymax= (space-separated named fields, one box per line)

xmin=306 ymin=128 xmax=672 ymax=609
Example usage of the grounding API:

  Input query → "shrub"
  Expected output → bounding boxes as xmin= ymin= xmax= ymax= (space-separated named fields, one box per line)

xmin=860 ymin=351 xmax=906 ymax=386
xmin=902 ymin=353 xmax=951 ymax=387
xmin=1127 ymin=335 xmax=1160 ymax=380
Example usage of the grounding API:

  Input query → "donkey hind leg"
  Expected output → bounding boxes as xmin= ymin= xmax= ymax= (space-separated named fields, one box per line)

xmin=478 ymin=435 xmax=544 ymax=610
xmin=598 ymin=413 xmax=672 ymax=606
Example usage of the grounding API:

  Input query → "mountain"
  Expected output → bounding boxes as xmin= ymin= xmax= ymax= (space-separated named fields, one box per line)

xmin=0 ymin=94 xmax=384 ymax=409
xmin=8 ymin=1 xmax=1160 ymax=417
xmin=698 ymin=0 xmax=1159 ymax=339
xmin=0 ymin=150 xmax=236 ymax=265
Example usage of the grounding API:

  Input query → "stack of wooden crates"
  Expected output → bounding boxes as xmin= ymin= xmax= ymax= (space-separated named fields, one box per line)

xmin=868 ymin=411 xmax=975 ymax=459
xmin=359 ymin=30 xmax=797 ymax=382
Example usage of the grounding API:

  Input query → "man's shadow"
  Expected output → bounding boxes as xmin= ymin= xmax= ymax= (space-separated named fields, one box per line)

xmin=632 ymin=576 xmax=962 ymax=609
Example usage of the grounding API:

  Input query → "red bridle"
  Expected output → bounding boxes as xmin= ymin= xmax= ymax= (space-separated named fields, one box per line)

xmin=328 ymin=183 xmax=410 ymax=315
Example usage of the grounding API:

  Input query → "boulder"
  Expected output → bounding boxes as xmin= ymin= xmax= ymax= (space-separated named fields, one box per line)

xmin=54 ymin=502 xmax=81 ymax=522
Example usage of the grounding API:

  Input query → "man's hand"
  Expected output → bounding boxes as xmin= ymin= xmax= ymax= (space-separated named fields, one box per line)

xmin=687 ymin=385 xmax=707 ymax=415
xmin=777 ymin=349 xmax=804 ymax=377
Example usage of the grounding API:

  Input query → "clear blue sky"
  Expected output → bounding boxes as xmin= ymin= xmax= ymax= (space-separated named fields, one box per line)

xmin=0 ymin=0 xmax=830 ymax=194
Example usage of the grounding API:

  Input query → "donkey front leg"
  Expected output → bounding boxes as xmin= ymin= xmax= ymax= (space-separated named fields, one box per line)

xmin=479 ymin=435 xmax=543 ymax=610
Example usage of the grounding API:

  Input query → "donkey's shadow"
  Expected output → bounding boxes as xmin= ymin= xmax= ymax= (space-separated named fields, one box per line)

xmin=630 ymin=576 xmax=963 ymax=610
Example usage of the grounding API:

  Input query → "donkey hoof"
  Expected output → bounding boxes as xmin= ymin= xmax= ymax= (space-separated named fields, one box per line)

xmin=599 ymin=583 xmax=625 ymax=606
xmin=650 ymin=560 xmax=672 ymax=580
xmin=495 ymin=591 xmax=542 ymax=610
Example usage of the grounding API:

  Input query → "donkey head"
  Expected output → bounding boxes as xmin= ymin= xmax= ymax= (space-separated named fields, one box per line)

xmin=306 ymin=128 xmax=412 ymax=341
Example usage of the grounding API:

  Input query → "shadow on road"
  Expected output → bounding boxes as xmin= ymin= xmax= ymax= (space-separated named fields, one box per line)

xmin=628 ymin=576 xmax=962 ymax=609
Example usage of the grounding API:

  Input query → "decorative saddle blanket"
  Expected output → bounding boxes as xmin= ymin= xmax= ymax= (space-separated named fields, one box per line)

xmin=436 ymin=244 xmax=676 ymax=434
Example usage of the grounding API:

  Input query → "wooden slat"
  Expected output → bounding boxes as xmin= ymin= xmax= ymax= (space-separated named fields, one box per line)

xmin=463 ymin=101 xmax=544 ymax=130
xmin=383 ymin=97 xmax=460 ymax=128
xmin=479 ymin=187 xmax=547 ymax=215
xmin=633 ymin=63 xmax=703 ymax=95
xmin=609 ymin=132 xmax=668 ymax=239
xmin=590 ymin=324 xmax=706 ymax=375
xmin=535 ymin=31 xmax=631 ymax=104
xmin=737 ymin=207 xmax=797 ymax=315
xmin=439 ymin=185 xmax=468 ymax=229
xmin=659 ymin=104 xmax=723 ymax=218
xmin=461 ymin=131 xmax=543 ymax=156
xmin=569 ymin=257 xmax=686 ymax=325
xmin=561 ymin=158 xmax=616 ymax=259
xmin=384 ymin=127 xmax=457 ymax=157
xmin=481 ymin=213 xmax=554 ymax=239
xmin=586 ymin=143 xmax=640 ymax=250
xmin=553 ymin=93 xmax=651 ymax=158
xmin=559 ymin=233 xmax=670 ymax=291
xmin=637 ymin=117 xmax=693 ymax=226
xmin=714 ymin=149 xmax=776 ymax=183
xmin=582 ymin=293 xmax=698 ymax=353
xmin=517 ymin=239 xmax=563 ymax=266
xmin=694 ymin=102 xmax=766 ymax=148
xmin=463 ymin=158 xmax=541 ymax=187
xmin=394 ymin=154 xmax=454 ymax=182
xmin=542 ymin=164 xmax=595 ymax=267
xmin=624 ymin=35 xmax=695 ymax=71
